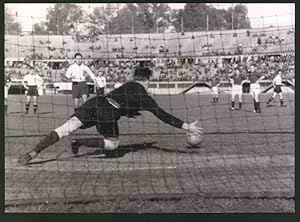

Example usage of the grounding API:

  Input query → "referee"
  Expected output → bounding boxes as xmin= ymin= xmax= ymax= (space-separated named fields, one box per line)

xmin=65 ymin=53 xmax=97 ymax=112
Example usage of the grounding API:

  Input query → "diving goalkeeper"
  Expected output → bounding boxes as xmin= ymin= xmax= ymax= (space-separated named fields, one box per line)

xmin=18 ymin=67 xmax=203 ymax=165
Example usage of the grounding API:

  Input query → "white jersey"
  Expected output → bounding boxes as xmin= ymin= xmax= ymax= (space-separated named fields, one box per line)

xmin=65 ymin=63 xmax=96 ymax=82
xmin=273 ymin=74 xmax=282 ymax=86
xmin=96 ymin=76 xmax=106 ymax=88
xmin=23 ymin=74 xmax=43 ymax=87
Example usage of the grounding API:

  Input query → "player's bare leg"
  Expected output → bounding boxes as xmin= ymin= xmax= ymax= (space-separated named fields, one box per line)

xmin=230 ymin=93 xmax=236 ymax=111
xmin=81 ymin=94 xmax=87 ymax=104
xmin=24 ymin=96 xmax=31 ymax=114
xmin=18 ymin=116 xmax=83 ymax=165
xmin=279 ymin=92 xmax=284 ymax=106
xmin=74 ymin=98 xmax=79 ymax=112
xmin=253 ymin=92 xmax=261 ymax=113
xmin=238 ymin=94 xmax=243 ymax=110
xmin=267 ymin=92 xmax=277 ymax=105
xmin=5 ymin=99 xmax=7 ymax=113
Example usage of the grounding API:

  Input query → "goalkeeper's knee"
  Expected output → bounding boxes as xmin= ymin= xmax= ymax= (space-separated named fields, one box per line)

xmin=104 ymin=138 xmax=119 ymax=150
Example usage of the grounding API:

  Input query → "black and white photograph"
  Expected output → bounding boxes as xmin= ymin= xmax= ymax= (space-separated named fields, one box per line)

xmin=4 ymin=3 xmax=295 ymax=213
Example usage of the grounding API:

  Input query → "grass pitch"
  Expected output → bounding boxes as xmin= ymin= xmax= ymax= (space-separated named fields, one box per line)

xmin=5 ymin=92 xmax=295 ymax=212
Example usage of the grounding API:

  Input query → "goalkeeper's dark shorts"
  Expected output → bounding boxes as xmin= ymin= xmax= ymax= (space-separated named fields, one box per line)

xmin=274 ymin=85 xmax=282 ymax=93
xmin=72 ymin=96 xmax=121 ymax=138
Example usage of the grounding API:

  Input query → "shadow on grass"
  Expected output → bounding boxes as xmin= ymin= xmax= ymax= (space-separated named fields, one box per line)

xmin=83 ymin=142 xmax=201 ymax=159
xmin=27 ymin=141 xmax=202 ymax=165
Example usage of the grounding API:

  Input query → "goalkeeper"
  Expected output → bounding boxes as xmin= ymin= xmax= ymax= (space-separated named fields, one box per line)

xmin=18 ymin=67 xmax=203 ymax=165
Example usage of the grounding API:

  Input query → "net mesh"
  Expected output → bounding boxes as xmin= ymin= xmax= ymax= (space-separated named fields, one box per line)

xmin=4 ymin=3 xmax=295 ymax=212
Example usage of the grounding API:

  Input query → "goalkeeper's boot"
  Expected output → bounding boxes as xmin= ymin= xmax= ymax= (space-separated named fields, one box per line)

xmin=18 ymin=151 xmax=38 ymax=165
xmin=71 ymin=139 xmax=81 ymax=155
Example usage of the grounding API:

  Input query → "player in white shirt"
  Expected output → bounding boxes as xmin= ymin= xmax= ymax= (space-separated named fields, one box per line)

xmin=266 ymin=69 xmax=285 ymax=107
xmin=22 ymin=65 xmax=44 ymax=114
xmin=210 ymin=77 xmax=220 ymax=103
xmin=65 ymin=53 xmax=98 ymax=112
xmin=95 ymin=71 xmax=106 ymax=96
xmin=5 ymin=71 xmax=12 ymax=113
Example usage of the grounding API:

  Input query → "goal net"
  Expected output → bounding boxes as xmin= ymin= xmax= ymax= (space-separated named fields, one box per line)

xmin=4 ymin=3 xmax=295 ymax=212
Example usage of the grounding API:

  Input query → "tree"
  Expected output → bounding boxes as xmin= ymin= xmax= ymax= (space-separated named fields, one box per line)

xmin=224 ymin=4 xmax=251 ymax=30
xmin=170 ymin=9 xmax=184 ymax=32
xmin=182 ymin=3 xmax=208 ymax=32
xmin=45 ymin=3 xmax=84 ymax=35
xmin=33 ymin=22 xmax=48 ymax=35
xmin=171 ymin=3 xmax=251 ymax=32
xmin=107 ymin=3 xmax=172 ymax=34
xmin=5 ymin=7 xmax=22 ymax=34
xmin=109 ymin=5 xmax=136 ymax=34
xmin=232 ymin=4 xmax=251 ymax=29
xmin=85 ymin=6 xmax=107 ymax=36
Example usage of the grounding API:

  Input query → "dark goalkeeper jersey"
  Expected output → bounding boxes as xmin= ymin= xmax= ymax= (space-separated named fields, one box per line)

xmin=105 ymin=81 xmax=184 ymax=129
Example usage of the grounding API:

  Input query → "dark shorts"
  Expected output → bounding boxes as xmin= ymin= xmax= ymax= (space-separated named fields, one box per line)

xmin=274 ymin=85 xmax=282 ymax=93
xmin=27 ymin=86 xmax=38 ymax=96
xmin=96 ymin=87 xmax=105 ymax=96
xmin=72 ymin=96 xmax=121 ymax=138
xmin=72 ymin=81 xmax=88 ymax=98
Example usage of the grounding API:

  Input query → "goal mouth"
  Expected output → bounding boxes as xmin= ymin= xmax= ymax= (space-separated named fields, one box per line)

xmin=5 ymin=3 xmax=295 ymax=213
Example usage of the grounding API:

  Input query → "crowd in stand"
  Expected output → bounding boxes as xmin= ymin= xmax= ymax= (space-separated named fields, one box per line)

xmin=5 ymin=52 xmax=294 ymax=84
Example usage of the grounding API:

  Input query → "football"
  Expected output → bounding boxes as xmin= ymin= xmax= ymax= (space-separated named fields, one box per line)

xmin=186 ymin=132 xmax=204 ymax=147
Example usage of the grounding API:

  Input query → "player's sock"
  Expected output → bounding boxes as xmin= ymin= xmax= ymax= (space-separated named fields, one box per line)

xmin=76 ymin=138 xmax=105 ymax=148
xmin=267 ymin=97 xmax=273 ymax=104
xmin=256 ymin=102 xmax=261 ymax=113
xmin=212 ymin=97 xmax=215 ymax=103
xmin=34 ymin=131 xmax=60 ymax=153
xmin=216 ymin=97 xmax=219 ymax=103
xmin=25 ymin=103 xmax=30 ymax=113
xmin=34 ymin=104 xmax=37 ymax=114
xmin=253 ymin=100 xmax=257 ymax=112
xmin=280 ymin=99 xmax=284 ymax=106
xmin=231 ymin=101 xmax=235 ymax=109
xmin=239 ymin=102 xmax=242 ymax=110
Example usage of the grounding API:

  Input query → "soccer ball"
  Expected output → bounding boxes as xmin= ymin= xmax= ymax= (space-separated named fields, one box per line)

xmin=186 ymin=132 xmax=203 ymax=147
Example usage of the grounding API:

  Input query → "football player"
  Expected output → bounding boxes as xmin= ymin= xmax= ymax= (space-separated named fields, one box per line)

xmin=266 ymin=69 xmax=285 ymax=107
xmin=18 ymin=67 xmax=204 ymax=165
xmin=22 ymin=65 xmax=43 ymax=114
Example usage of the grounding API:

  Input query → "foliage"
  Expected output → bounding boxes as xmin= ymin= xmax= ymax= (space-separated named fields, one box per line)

xmin=171 ymin=3 xmax=251 ymax=32
xmin=45 ymin=3 xmax=84 ymax=35
xmin=107 ymin=3 xmax=172 ymax=34
xmin=33 ymin=22 xmax=48 ymax=35
xmin=5 ymin=7 xmax=22 ymax=34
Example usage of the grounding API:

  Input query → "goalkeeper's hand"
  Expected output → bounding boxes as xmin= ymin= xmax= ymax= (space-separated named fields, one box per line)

xmin=182 ymin=119 xmax=203 ymax=135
